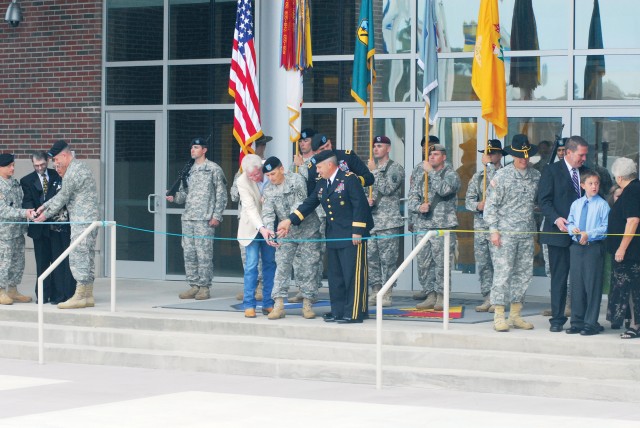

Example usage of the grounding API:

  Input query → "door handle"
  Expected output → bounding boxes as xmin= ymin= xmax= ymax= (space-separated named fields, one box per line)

xmin=148 ymin=194 xmax=158 ymax=214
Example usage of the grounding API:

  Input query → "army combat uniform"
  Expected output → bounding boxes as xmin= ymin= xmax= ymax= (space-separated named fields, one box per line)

xmin=263 ymin=172 xmax=321 ymax=301
xmin=408 ymin=163 xmax=460 ymax=308
xmin=0 ymin=176 xmax=28 ymax=299
xmin=367 ymin=159 xmax=405 ymax=303
xmin=174 ymin=159 xmax=227 ymax=292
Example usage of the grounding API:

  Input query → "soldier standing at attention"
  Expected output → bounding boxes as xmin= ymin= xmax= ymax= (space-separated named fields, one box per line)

xmin=366 ymin=136 xmax=405 ymax=307
xmin=262 ymin=156 xmax=321 ymax=319
xmin=0 ymin=154 xmax=36 ymax=305
xmin=409 ymin=144 xmax=460 ymax=312
xmin=35 ymin=140 xmax=99 ymax=309
xmin=484 ymin=134 xmax=541 ymax=332
xmin=465 ymin=140 xmax=505 ymax=313
xmin=166 ymin=137 xmax=228 ymax=301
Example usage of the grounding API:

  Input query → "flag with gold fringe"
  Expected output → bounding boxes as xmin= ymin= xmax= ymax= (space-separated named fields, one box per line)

xmin=351 ymin=0 xmax=375 ymax=114
xmin=471 ymin=0 xmax=508 ymax=137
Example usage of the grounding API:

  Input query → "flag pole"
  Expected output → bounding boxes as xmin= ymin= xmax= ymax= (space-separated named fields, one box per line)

xmin=423 ymin=105 xmax=429 ymax=203
xmin=482 ymin=119 xmax=489 ymax=200
xmin=369 ymin=68 xmax=374 ymax=198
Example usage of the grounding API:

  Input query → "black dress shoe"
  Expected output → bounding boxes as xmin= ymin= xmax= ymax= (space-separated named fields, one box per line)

xmin=336 ymin=318 xmax=363 ymax=324
xmin=565 ymin=326 xmax=582 ymax=334
xmin=549 ymin=325 xmax=563 ymax=332
xmin=322 ymin=313 xmax=337 ymax=322
xmin=580 ymin=327 xmax=600 ymax=336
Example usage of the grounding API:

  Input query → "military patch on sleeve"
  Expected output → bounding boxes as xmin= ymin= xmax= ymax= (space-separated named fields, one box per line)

xmin=391 ymin=174 xmax=398 ymax=183
xmin=345 ymin=150 xmax=352 ymax=154
xmin=490 ymin=179 xmax=497 ymax=187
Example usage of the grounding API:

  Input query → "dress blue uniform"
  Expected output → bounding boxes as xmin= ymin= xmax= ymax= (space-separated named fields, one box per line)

xmin=305 ymin=149 xmax=374 ymax=196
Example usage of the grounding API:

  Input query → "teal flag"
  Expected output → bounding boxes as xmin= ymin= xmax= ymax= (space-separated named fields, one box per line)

xmin=351 ymin=0 xmax=375 ymax=114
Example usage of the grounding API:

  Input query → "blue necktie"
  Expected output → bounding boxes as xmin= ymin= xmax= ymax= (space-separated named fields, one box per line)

xmin=579 ymin=200 xmax=588 ymax=233
xmin=571 ymin=168 xmax=580 ymax=197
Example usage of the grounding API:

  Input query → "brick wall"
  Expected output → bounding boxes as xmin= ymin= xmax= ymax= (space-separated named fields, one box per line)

xmin=0 ymin=0 xmax=102 ymax=158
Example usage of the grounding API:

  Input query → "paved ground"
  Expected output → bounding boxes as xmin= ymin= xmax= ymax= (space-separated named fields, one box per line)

xmin=2 ymin=276 xmax=639 ymax=427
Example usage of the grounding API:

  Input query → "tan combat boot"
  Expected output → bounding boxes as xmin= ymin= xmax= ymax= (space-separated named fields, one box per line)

xmin=235 ymin=291 xmax=243 ymax=300
xmin=7 ymin=286 xmax=32 ymax=303
xmin=493 ymin=305 xmax=509 ymax=332
xmin=267 ymin=298 xmax=285 ymax=320
xmin=0 ymin=288 xmax=13 ymax=305
xmin=488 ymin=305 xmax=495 ymax=313
xmin=195 ymin=287 xmax=210 ymax=300
xmin=416 ymin=292 xmax=436 ymax=310
xmin=255 ymin=281 xmax=263 ymax=301
xmin=508 ymin=302 xmax=534 ymax=330
xmin=84 ymin=284 xmax=95 ymax=307
xmin=368 ymin=285 xmax=381 ymax=305
xmin=433 ymin=293 xmax=445 ymax=311
xmin=302 ymin=298 xmax=316 ymax=319
xmin=288 ymin=291 xmax=303 ymax=303
xmin=412 ymin=290 xmax=428 ymax=301
xmin=58 ymin=285 xmax=87 ymax=309
xmin=381 ymin=289 xmax=392 ymax=307
xmin=179 ymin=286 xmax=199 ymax=299
xmin=475 ymin=296 xmax=491 ymax=312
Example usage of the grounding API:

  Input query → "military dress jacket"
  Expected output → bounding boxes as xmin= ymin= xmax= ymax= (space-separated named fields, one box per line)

xmin=290 ymin=169 xmax=373 ymax=249
xmin=305 ymin=149 xmax=374 ymax=196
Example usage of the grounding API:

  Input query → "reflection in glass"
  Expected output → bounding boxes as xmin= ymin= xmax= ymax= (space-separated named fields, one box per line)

xmin=301 ymin=109 xmax=338 ymax=143
xmin=114 ymin=120 xmax=156 ymax=262
xmin=499 ymin=0 xmax=569 ymax=50
xmin=506 ymin=56 xmax=567 ymax=101
xmin=106 ymin=0 xmax=163 ymax=62
xmin=574 ymin=56 xmax=640 ymax=100
xmin=418 ymin=58 xmax=472 ymax=102
xmin=508 ymin=0 xmax=539 ymax=100
xmin=581 ymin=117 xmax=640 ymax=174
xmin=381 ymin=0 xmax=411 ymax=53
xmin=310 ymin=0 xmax=356 ymax=55
xmin=169 ymin=65 xmax=235 ymax=104
xmin=106 ymin=67 xmax=163 ymax=105
xmin=575 ymin=0 xmax=640 ymax=49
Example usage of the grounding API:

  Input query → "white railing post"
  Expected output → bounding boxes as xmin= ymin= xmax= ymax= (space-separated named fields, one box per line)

xmin=110 ymin=221 xmax=116 ymax=313
xmin=443 ymin=230 xmax=450 ymax=331
xmin=376 ymin=229 xmax=439 ymax=390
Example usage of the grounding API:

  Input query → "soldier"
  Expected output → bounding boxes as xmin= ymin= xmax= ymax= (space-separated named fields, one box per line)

xmin=0 ymin=154 xmax=36 ymax=305
xmin=305 ymin=133 xmax=374 ymax=196
xmin=262 ymin=156 xmax=321 ymax=319
xmin=35 ymin=140 xmax=99 ymax=309
xmin=484 ymin=134 xmax=541 ymax=332
xmin=465 ymin=140 xmax=505 ymax=312
xmin=165 ymin=137 xmax=227 ymax=300
xmin=409 ymin=135 xmax=439 ymax=300
xmin=408 ymin=144 xmax=460 ymax=311
xmin=366 ymin=136 xmax=405 ymax=307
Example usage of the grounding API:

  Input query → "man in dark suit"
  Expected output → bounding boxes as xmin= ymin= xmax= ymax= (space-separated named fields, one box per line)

xmin=278 ymin=150 xmax=374 ymax=323
xmin=538 ymin=136 xmax=589 ymax=332
xmin=21 ymin=151 xmax=74 ymax=304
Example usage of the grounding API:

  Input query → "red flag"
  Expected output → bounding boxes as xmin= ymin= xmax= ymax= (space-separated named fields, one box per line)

xmin=229 ymin=0 xmax=262 ymax=160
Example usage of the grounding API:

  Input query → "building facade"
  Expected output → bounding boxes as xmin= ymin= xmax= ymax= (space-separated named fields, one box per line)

xmin=1 ymin=0 xmax=638 ymax=294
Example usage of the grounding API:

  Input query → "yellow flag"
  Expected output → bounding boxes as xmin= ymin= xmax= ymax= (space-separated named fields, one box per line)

xmin=472 ymin=0 xmax=507 ymax=137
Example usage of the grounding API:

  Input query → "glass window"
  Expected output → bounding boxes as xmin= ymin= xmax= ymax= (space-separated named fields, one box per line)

xmin=575 ymin=0 xmax=640 ymax=50
xmin=351 ymin=117 xmax=406 ymax=168
xmin=106 ymin=67 xmax=163 ymax=105
xmin=301 ymin=109 xmax=338 ymax=142
xmin=506 ymin=56 xmax=568 ymax=100
xmin=311 ymin=0 xmax=357 ymax=55
xmin=381 ymin=0 xmax=412 ymax=54
xmin=430 ymin=0 xmax=480 ymax=53
xmin=418 ymin=58 xmax=474 ymax=102
xmin=581 ymin=117 xmax=640 ymax=173
xmin=499 ymin=0 xmax=569 ymax=51
xmin=574 ymin=55 xmax=640 ymax=101
xmin=169 ymin=0 xmax=237 ymax=59
xmin=169 ymin=65 xmax=235 ymax=104
xmin=106 ymin=0 xmax=163 ymax=62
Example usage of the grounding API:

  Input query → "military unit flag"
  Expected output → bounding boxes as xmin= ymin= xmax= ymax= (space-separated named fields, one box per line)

xmin=351 ymin=0 xmax=375 ymax=115
xmin=418 ymin=0 xmax=439 ymax=125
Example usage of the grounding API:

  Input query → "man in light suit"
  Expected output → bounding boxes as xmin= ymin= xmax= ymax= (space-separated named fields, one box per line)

xmin=538 ymin=136 xmax=589 ymax=332
xmin=236 ymin=153 xmax=276 ymax=318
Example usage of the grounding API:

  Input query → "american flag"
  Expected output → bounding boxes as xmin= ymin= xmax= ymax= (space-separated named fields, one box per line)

xmin=229 ymin=0 xmax=262 ymax=157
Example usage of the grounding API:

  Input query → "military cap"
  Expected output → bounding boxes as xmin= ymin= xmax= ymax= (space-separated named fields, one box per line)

xmin=430 ymin=143 xmax=447 ymax=154
xmin=300 ymin=128 xmax=316 ymax=140
xmin=312 ymin=149 xmax=336 ymax=165
xmin=47 ymin=140 xmax=68 ymax=158
xmin=190 ymin=137 xmax=208 ymax=147
xmin=262 ymin=156 xmax=282 ymax=173
xmin=373 ymin=135 xmax=391 ymax=145
xmin=557 ymin=138 xmax=568 ymax=147
xmin=255 ymin=134 xmax=273 ymax=146
xmin=420 ymin=135 xmax=440 ymax=147
xmin=0 ymin=153 xmax=14 ymax=167
xmin=311 ymin=134 xmax=329 ymax=151
xmin=504 ymin=134 xmax=538 ymax=159
xmin=479 ymin=139 xmax=507 ymax=156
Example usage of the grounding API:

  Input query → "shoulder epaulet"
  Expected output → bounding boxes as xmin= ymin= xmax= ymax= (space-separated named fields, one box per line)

xmin=307 ymin=161 xmax=313 ymax=169
xmin=345 ymin=171 xmax=354 ymax=176
xmin=345 ymin=150 xmax=352 ymax=155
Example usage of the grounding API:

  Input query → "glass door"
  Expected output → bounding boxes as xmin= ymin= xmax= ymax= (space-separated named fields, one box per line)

xmin=106 ymin=112 xmax=166 ymax=279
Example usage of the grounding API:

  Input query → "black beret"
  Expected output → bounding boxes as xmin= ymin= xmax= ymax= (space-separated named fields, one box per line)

xmin=47 ymin=140 xmax=68 ymax=158
xmin=300 ymin=128 xmax=316 ymax=140
xmin=0 ymin=153 xmax=14 ymax=167
xmin=262 ymin=156 xmax=282 ymax=173
xmin=190 ymin=137 xmax=208 ymax=147
xmin=312 ymin=150 xmax=336 ymax=165
xmin=373 ymin=135 xmax=391 ymax=145
xmin=311 ymin=134 xmax=329 ymax=151
xmin=255 ymin=135 xmax=273 ymax=146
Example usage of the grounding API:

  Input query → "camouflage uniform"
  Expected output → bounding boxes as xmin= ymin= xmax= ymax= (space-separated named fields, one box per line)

xmin=263 ymin=172 xmax=321 ymax=299
xmin=483 ymin=163 xmax=540 ymax=305
xmin=408 ymin=163 xmax=460 ymax=294
xmin=43 ymin=159 xmax=99 ymax=285
xmin=174 ymin=159 xmax=227 ymax=289
xmin=465 ymin=164 xmax=499 ymax=297
xmin=409 ymin=163 xmax=434 ymax=289
xmin=0 ymin=176 xmax=28 ymax=289
xmin=368 ymin=160 xmax=405 ymax=289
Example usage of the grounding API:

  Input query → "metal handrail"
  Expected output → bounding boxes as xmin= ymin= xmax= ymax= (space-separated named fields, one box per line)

xmin=375 ymin=229 xmax=451 ymax=389
xmin=37 ymin=220 xmax=117 ymax=364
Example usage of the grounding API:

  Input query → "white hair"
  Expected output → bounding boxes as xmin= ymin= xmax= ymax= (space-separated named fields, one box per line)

xmin=611 ymin=157 xmax=638 ymax=181
xmin=241 ymin=154 xmax=262 ymax=173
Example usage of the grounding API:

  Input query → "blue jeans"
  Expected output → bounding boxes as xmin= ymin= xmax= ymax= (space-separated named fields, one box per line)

xmin=243 ymin=234 xmax=276 ymax=310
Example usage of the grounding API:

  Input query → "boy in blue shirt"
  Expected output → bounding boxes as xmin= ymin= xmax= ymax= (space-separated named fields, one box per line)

xmin=566 ymin=170 xmax=610 ymax=335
